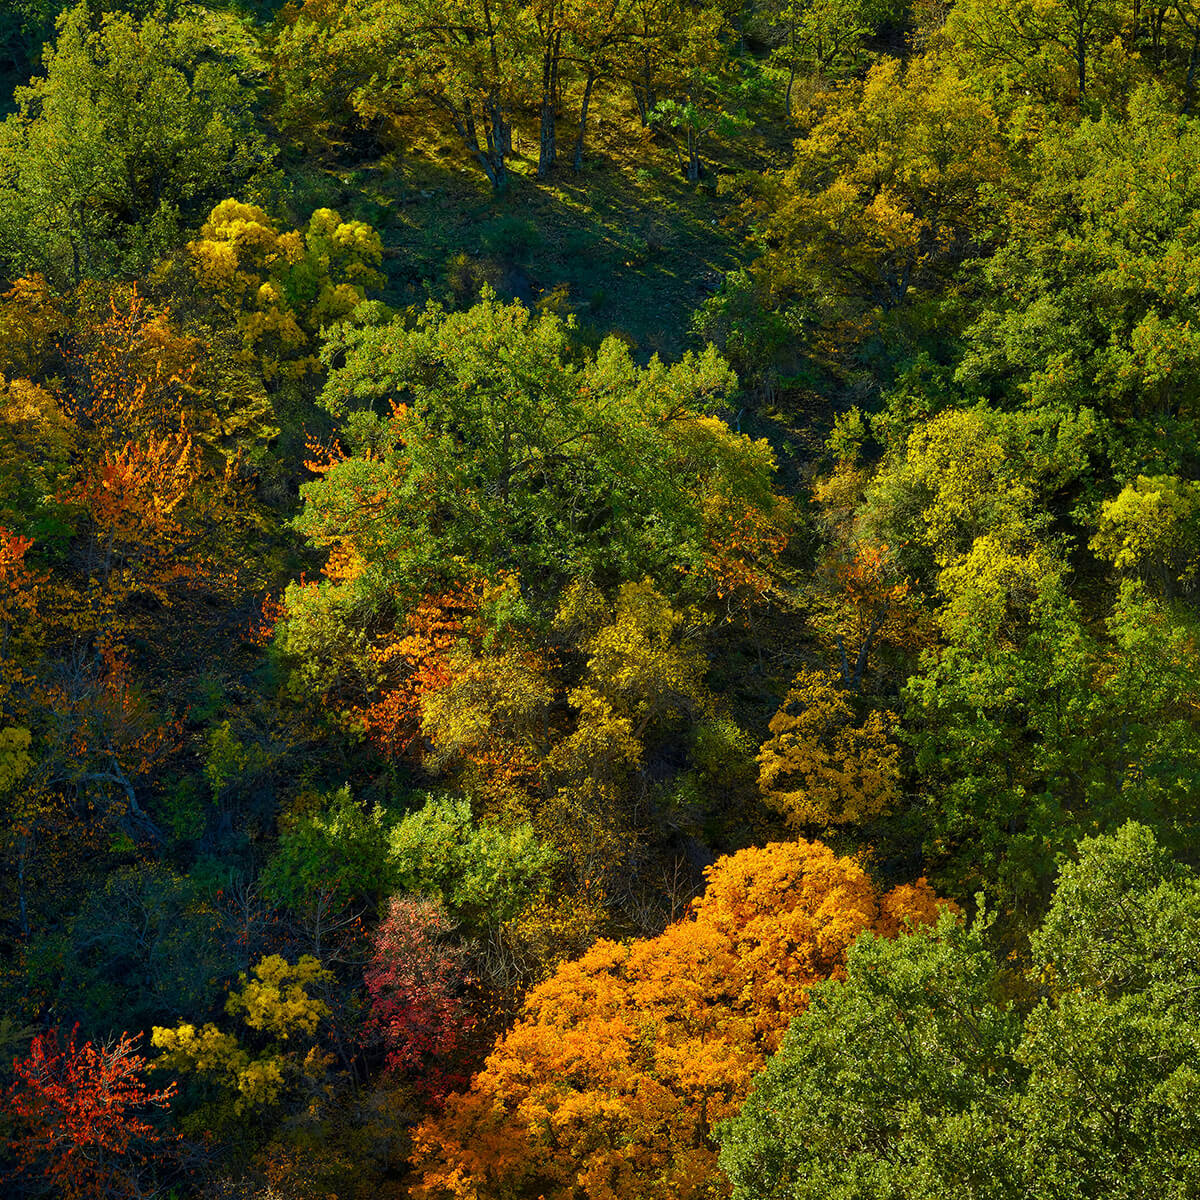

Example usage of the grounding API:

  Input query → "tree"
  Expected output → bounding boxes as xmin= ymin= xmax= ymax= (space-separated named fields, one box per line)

xmin=944 ymin=0 xmax=1127 ymax=106
xmin=364 ymin=896 xmax=476 ymax=1102
xmin=955 ymin=85 xmax=1200 ymax=472
xmin=747 ymin=56 xmax=1004 ymax=379
xmin=299 ymin=290 xmax=790 ymax=608
xmin=7 ymin=1027 xmax=177 ymax=1200
xmin=276 ymin=0 xmax=522 ymax=189
xmin=1091 ymin=474 xmax=1200 ymax=594
xmin=261 ymin=785 xmax=395 ymax=916
xmin=276 ymin=579 xmax=484 ymax=761
xmin=152 ymin=954 xmax=336 ymax=1135
xmin=718 ymin=823 xmax=1200 ymax=1200
xmin=53 ymin=863 xmax=235 ymax=1036
xmin=757 ymin=668 xmax=900 ymax=827
xmin=769 ymin=0 xmax=900 ymax=114
xmin=0 ymin=4 xmax=274 ymax=283
xmin=189 ymin=200 xmax=384 ymax=383
xmin=386 ymin=795 xmax=557 ymax=925
xmin=413 ymin=839 xmax=945 ymax=1200
xmin=420 ymin=645 xmax=555 ymax=799
xmin=904 ymin=579 xmax=1200 ymax=916
xmin=718 ymin=908 xmax=1022 ymax=1200
xmin=648 ymin=19 xmax=752 ymax=183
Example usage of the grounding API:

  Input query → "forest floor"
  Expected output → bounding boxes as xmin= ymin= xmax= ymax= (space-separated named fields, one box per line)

xmin=283 ymin=81 xmax=792 ymax=361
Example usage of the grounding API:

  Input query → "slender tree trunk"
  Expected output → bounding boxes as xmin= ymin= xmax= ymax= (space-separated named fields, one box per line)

xmin=686 ymin=125 xmax=701 ymax=182
xmin=573 ymin=70 xmax=597 ymax=169
xmin=539 ymin=101 xmax=556 ymax=176
xmin=538 ymin=38 xmax=560 ymax=177
xmin=459 ymin=100 xmax=503 ymax=189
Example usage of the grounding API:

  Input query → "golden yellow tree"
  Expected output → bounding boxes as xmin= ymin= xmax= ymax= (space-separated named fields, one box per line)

xmin=757 ymin=668 xmax=900 ymax=826
xmin=413 ymin=839 xmax=946 ymax=1200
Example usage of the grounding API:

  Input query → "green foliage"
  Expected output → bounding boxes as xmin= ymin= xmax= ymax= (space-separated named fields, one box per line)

xmin=720 ymin=823 xmax=1200 ymax=1199
xmin=0 ymin=4 xmax=274 ymax=282
xmin=299 ymin=289 xmax=789 ymax=606
xmin=205 ymin=720 xmax=271 ymax=796
xmin=904 ymin=580 xmax=1200 ymax=915
xmin=956 ymin=85 xmax=1200 ymax=474
xmin=261 ymin=785 xmax=395 ymax=913
xmin=387 ymin=795 xmax=557 ymax=924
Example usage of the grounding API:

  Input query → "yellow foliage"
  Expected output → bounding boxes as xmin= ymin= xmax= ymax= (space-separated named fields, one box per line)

xmin=226 ymin=954 xmax=332 ymax=1039
xmin=568 ymin=579 xmax=711 ymax=738
xmin=757 ymin=668 xmax=900 ymax=826
xmin=938 ymin=534 xmax=1063 ymax=644
xmin=901 ymin=408 xmax=1036 ymax=568
xmin=152 ymin=954 xmax=334 ymax=1117
xmin=421 ymin=645 xmax=553 ymax=797
xmin=190 ymin=199 xmax=383 ymax=379
xmin=0 ymin=725 xmax=33 ymax=793
xmin=1091 ymin=474 xmax=1200 ymax=587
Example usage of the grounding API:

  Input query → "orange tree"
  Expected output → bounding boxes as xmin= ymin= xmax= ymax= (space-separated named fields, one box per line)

xmin=412 ymin=838 xmax=947 ymax=1200
xmin=6 ymin=1027 xmax=176 ymax=1200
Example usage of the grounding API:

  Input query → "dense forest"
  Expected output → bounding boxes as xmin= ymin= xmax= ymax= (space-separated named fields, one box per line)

xmin=2 ymin=0 xmax=1200 ymax=1194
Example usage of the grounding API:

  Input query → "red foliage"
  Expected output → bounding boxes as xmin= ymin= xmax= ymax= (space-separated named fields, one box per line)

xmin=6 ymin=1027 xmax=176 ymax=1200
xmin=364 ymin=897 xmax=476 ymax=1103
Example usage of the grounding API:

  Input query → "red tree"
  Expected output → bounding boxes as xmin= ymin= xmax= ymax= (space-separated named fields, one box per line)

xmin=364 ymin=897 xmax=475 ymax=1103
xmin=6 ymin=1027 xmax=176 ymax=1200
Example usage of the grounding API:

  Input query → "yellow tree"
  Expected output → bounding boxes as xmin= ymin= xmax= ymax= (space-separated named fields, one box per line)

xmin=189 ymin=199 xmax=383 ymax=381
xmin=757 ymin=667 xmax=900 ymax=827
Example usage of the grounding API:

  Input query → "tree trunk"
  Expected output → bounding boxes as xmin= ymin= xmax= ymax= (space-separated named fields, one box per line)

xmin=537 ymin=35 xmax=559 ymax=178
xmin=538 ymin=101 xmax=556 ymax=177
xmin=686 ymin=128 xmax=701 ymax=182
xmin=573 ymin=71 xmax=597 ymax=170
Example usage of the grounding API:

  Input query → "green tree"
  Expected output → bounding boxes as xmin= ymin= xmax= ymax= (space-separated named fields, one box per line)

xmin=720 ymin=55 xmax=1004 ymax=391
xmin=904 ymin=580 xmax=1200 ymax=916
xmin=296 ymin=289 xmax=790 ymax=607
xmin=0 ymin=4 xmax=274 ymax=283
xmin=770 ymin=0 xmax=902 ymax=115
xmin=261 ymin=785 xmax=395 ymax=915
xmin=944 ymin=0 xmax=1128 ymax=107
xmin=956 ymin=85 xmax=1200 ymax=476
xmin=719 ymin=822 xmax=1200 ymax=1200
xmin=386 ymin=794 xmax=557 ymax=924
xmin=276 ymin=0 xmax=521 ymax=188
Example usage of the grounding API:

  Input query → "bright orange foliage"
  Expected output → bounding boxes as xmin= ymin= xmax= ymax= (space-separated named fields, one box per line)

xmin=413 ymin=840 xmax=947 ymax=1200
xmin=6 ymin=1027 xmax=176 ymax=1200
xmin=356 ymin=586 xmax=481 ymax=761
xmin=63 ymin=426 xmax=234 ymax=645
